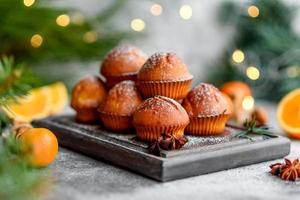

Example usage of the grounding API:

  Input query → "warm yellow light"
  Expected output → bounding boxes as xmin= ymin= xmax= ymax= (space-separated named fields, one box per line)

xmin=179 ymin=5 xmax=192 ymax=20
xmin=246 ymin=66 xmax=260 ymax=80
xmin=287 ymin=66 xmax=300 ymax=78
xmin=232 ymin=50 xmax=245 ymax=63
xmin=56 ymin=14 xmax=71 ymax=27
xmin=150 ymin=4 xmax=163 ymax=16
xmin=242 ymin=96 xmax=255 ymax=111
xmin=72 ymin=13 xmax=85 ymax=25
xmin=30 ymin=34 xmax=43 ymax=48
xmin=83 ymin=31 xmax=97 ymax=43
xmin=23 ymin=0 xmax=35 ymax=7
xmin=248 ymin=5 xmax=260 ymax=18
xmin=130 ymin=19 xmax=145 ymax=32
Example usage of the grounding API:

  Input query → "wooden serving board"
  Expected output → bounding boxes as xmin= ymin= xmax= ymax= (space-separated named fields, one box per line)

xmin=32 ymin=115 xmax=290 ymax=182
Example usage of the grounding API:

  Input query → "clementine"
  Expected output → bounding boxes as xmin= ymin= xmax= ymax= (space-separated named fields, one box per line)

xmin=19 ymin=128 xmax=58 ymax=167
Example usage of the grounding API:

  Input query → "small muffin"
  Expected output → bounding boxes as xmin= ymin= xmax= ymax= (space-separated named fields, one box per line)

xmin=100 ymin=45 xmax=147 ymax=88
xmin=99 ymin=80 xmax=143 ymax=131
xmin=182 ymin=83 xmax=230 ymax=135
xmin=71 ymin=76 xmax=107 ymax=123
xmin=133 ymin=96 xmax=189 ymax=142
xmin=137 ymin=53 xmax=193 ymax=100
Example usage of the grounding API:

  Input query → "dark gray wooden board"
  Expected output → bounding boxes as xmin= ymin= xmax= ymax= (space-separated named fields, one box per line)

xmin=32 ymin=115 xmax=290 ymax=182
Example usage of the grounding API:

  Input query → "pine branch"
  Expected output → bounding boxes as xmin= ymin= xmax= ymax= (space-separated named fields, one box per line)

xmin=227 ymin=120 xmax=277 ymax=141
xmin=0 ymin=56 xmax=41 ymax=106
xmin=0 ymin=56 xmax=42 ymax=131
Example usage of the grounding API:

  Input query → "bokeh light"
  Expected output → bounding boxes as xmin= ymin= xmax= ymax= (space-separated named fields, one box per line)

xmin=150 ymin=4 xmax=163 ymax=16
xmin=246 ymin=66 xmax=260 ymax=80
xmin=83 ymin=31 xmax=97 ymax=43
xmin=242 ymin=96 xmax=255 ymax=111
xmin=130 ymin=19 xmax=145 ymax=32
xmin=23 ymin=0 xmax=35 ymax=7
xmin=30 ymin=34 xmax=43 ymax=48
xmin=56 ymin=14 xmax=71 ymax=27
xmin=179 ymin=5 xmax=192 ymax=20
xmin=287 ymin=66 xmax=300 ymax=78
xmin=232 ymin=50 xmax=245 ymax=63
xmin=248 ymin=5 xmax=260 ymax=18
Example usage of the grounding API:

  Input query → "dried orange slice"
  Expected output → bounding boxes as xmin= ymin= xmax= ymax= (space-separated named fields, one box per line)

xmin=48 ymin=82 xmax=68 ymax=114
xmin=3 ymin=87 xmax=52 ymax=122
xmin=277 ymin=88 xmax=300 ymax=137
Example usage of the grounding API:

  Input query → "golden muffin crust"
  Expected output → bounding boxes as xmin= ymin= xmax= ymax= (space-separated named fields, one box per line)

xmin=182 ymin=83 xmax=228 ymax=117
xmin=100 ymin=80 xmax=142 ymax=115
xmin=137 ymin=52 xmax=192 ymax=81
xmin=100 ymin=44 xmax=147 ymax=77
xmin=133 ymin=96 xmax=189 ymax=126
xmin=71 ymin=76 xmax=107 ymax=110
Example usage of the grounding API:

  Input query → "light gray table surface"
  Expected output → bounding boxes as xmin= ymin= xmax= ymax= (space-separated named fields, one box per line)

xmin=45 ymin=102 xmax=300 ymax=200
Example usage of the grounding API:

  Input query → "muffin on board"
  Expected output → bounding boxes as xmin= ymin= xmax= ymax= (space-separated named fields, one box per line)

xmin=137 ymin=53 xmax=193 ymax=100
xmin=99 ymin=80 xmax=143 ymax=131
xmin=71 ymin=76 xmax=107 ymax=123
xmin=182 ymin=83 xmax=230 ymax=135
xmin=133 ymin=96 xmax=189 ymax=142
xmin=100 ymin=44 xmax=147 ymax=88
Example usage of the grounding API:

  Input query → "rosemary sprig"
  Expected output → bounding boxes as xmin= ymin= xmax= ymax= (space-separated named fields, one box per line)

xmin=227 ymin=120 xmax=277 ymax=141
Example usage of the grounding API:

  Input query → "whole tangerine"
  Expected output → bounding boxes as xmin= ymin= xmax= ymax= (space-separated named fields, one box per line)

xmin=19 ymin=128 xmax=58 ymax=167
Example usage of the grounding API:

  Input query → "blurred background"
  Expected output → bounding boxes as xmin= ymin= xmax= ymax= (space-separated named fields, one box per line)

xmin=1 ymin=0 xmax=300 ymax=101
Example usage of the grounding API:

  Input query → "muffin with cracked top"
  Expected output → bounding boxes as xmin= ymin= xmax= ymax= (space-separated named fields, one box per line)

xmin=182 ymin=83 xmax=230 ymax=135
xmin=133 ymin=96 xmax=189 ymax=141
xmin=137 ymin=52 xmax=193 ymax=100
xmin=100 ymin=44 xmax=147 ymax=88
xmin=99 ymin=80 xmax=143 ymax=131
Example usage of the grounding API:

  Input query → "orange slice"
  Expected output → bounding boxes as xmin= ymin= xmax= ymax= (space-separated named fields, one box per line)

xmin=48 ymin=82 xmax=68 ymax=114
xmin=3 ymin=87 xmax=52 ymax=122
xmin=277 ymin=88 xmax=300 ymax=137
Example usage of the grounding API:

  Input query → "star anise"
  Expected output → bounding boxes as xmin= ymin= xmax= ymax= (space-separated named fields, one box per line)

xmin=269 ymin=158 xmax=300 ymax=181
xmin=148 ymin=133 xmax=188 ymax=156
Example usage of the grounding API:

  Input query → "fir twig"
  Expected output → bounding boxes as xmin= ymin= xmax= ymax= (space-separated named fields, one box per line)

xmin=227 ymin=120 xmax=277 ymax=141
xmin=0 ymin=56 xmax=41 ymax=106
xmin=0 ymin=56 xmax=41 ymax=132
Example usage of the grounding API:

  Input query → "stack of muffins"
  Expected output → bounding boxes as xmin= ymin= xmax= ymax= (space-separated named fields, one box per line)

xmin=71 ymin=44 xmax=231 ymax=143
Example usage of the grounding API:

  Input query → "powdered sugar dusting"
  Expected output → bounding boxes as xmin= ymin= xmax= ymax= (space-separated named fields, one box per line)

xmin=104 ymin=44 xmax=147 ymax=65
xmin=184 ymin=83 xmax=227 ymax=116
xmin=109 ymin=80 xmax=139 ymax=98
xmin=136 ymin=96 xmax=185 ymax=115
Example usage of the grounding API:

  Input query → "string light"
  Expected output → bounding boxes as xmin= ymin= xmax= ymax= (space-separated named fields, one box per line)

xmin=179 ymin=5 xmax=192 ymax=20
xmin=83 ymin=31 xmax=97 ymax=43
xmin=23 ymin=0 xmax=35 ymax=7
xmin=242 ymin=96 xmax=255 ymax=111
xmin=56 ymin=14 xmax=71 ymax=27
xmin=232 ymin=50 xmax=245 ymax=63
xmin=130 ymin=19 xmax=145 ymax=32
xmin=248 ymin=5 xmax=260 ymax=18
xmin=246 ymin=66 xmax=260 ymax=80
xmin=150 ymin=3 xmax=163 ymax=16
xmin=30 ymin=34 xmax=43 ymax=48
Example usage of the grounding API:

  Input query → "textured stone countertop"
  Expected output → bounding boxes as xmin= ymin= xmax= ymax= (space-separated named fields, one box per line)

xmin=46 ymin=102 xmax=300 ymax=200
